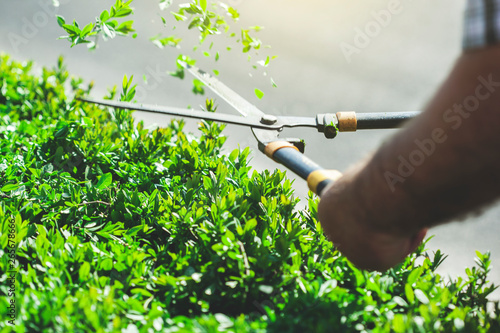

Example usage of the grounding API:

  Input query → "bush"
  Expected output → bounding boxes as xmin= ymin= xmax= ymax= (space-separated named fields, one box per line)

xmin=0 ymin=54 xmax=499 ymax=332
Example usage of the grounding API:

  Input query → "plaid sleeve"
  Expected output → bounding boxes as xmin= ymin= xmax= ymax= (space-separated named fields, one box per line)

xmin=463 ymin=0 xmax=500 ymax=50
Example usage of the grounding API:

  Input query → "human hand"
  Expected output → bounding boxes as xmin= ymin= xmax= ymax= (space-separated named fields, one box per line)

xmin=317 ymin=175 xmax=427 ymax=271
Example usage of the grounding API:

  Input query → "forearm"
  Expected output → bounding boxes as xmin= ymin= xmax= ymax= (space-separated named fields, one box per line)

xmin=320 ymin=45 xmax=500 ymax=237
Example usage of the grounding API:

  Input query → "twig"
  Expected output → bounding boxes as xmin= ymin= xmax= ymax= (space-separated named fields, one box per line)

xmin=76 ymin=200 xmax=111 ymax=207
xmin=238 ymin=241 xmax=251 ymax=277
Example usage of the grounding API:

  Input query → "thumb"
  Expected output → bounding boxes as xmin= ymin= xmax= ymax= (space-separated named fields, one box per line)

xmin=406 ymin=228 xmax=428 ymax=256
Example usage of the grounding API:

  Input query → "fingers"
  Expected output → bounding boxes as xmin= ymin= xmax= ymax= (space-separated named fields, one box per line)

xmin=317 ymin=175 xmax=428 ymax=272
xmin=406 ymin=228 xmax=428 ymax=256
xmin=331 ymin=228 xmax=428 ymax=272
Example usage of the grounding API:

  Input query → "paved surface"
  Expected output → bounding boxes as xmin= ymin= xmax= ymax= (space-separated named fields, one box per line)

xmin=1 ymin=0 xmax=498 ymax=300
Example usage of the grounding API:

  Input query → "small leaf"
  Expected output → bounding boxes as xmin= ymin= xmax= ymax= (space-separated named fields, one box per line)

xmin=254 ymin=88 xmax=264 ymax=99
xmin=199 ymin=0 xmax=207 ymax=12
xmin=1 ymin=184 xmax=19 ymax=192
xmin=131 ymin=288 xmax=153 ymax=297
xmin=405 ymin=283 xmax=415 ymax=303
xmin=56 ymin=15 xmax=66 ymax=27
xmin=171 ymin=11 xmax=187 ymax=21
xmin=215 ymin=313 xmax=233 ymax=328
xmin=271 ymin=77 xmax=278 ymax=88
xmin=191 ymin=272 xmax=202 ymax=282
xmin=454 ymin=318 xmax=465 ymax=330
xmin=258 ymin=285 xmax=273 ymax=294
xmin=414 ymin=289 xmax=429 ymax=304
xmin=100 ymin=10 xmax=110 ymax=22
xmin=392 ymin=314 xmax=406 ymax=333
xmin=407 ymin=267 xmax=422 ymax=284
xmin=102 ymin=23 xmax=116 ymax=38
xmin=159 ymin=0 xmax=173 ymax=10
xmin=392 ymin=296 xmax=408 ymax=307
xmin=228 ymin=149 xmax=238 ymax=162
xmin=96 ymin=173 xmax=112 ymax=190
xmin=225 ymin=281 xmax=238 ymax=288
xmin=79 ymin=262 xmax=91 ymax=281
xmin=80 ymin=22 xmax=94 ymax=37
xmin=100 ymin=258 xmax=113 ymax=271
xmin=244 ymin=219 xmax=257 ymax=232
xmin=114 ymin=8 xmax=132 ymax=18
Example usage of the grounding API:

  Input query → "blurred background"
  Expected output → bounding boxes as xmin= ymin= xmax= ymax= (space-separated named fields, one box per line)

xmin=1 ymin=0 xmax=498 ymax=300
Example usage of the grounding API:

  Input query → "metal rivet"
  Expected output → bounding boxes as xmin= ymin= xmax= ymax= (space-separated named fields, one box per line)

xmin=260 ymin=115 xmax=278 ymax=125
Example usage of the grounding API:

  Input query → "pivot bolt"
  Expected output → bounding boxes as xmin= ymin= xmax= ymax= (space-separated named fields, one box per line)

xmin=260 ymin=114 xmax=278 ymax=125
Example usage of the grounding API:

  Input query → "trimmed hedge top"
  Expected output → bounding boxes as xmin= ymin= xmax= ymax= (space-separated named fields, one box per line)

xmin=0 ymin=54 xmax=499 ymax=332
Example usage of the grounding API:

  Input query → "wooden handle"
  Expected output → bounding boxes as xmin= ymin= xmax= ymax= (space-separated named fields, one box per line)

xmin=307 ymin=170 xmax=343 ymax=196
xmin=336 ymin=112 xmax=357 ymax=132
xmin=264 ymin=141 xmax=342 ymax=195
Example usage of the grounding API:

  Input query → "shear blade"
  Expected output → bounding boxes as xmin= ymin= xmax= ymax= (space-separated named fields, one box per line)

xmin=77 ymin=97 xmax=280 ymax=130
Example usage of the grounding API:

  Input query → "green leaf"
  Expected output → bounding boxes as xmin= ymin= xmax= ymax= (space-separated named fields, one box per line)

xmin=100 ymin=258 xmax=113 ymax=271
xmin=271 ymin=77 xmax=278 ymax=88
xmin=454 ymin=318 xmax=465 ymax=330
xmin=192 ymin=79 xmax=205 ymax=95
xmin=79 ymin=262 xmax=91 ymax=281
xmin=56 ymin=15 xmax=66 ymax=27
xmin=392 ymin=314 xmax=406 ymax=333
xmin=228 ymin=149 xmax=238 ymax=162
xmin=171 ymin=11 xmax=187 ymax=21
xmin=62 ymin=23 xmax=80 ymax=35
xmin=254 ymin=88 xmax=264 ymax=99
xmin=80 ymin=22 xmax=94 ymax=37
xmin=405 ymin=283 xmax=415 ymax=303
xmin=102 ymin=23 xmax=116 ymax=38
xmin=392 ymin=296 xmax=408 ymax=307
xmin=407 ymin=267 xmax=422 ymax=284
xmin=131 ymin=288 xmax=153 ymax=297
xmin=414 ymin=289 xmax=429 ymax=304
xmin=113 ymin=8 xmax=132 ymax=18
xmin=1 ymin=184 xmax=19 ymax=192
xmin=116 ymin=20 xmax=134 ymax=34
xmin=258 ymin=285 xmax=273 ymax=294
xmin=100 ymin=10 xmax=110 ymax=21
xmin=199 ymin=0 xmax=207 ymax=12
xmin=150 ymin=35 xmax=181 ymax=48
xmin=159 ymin=0 xmax=173 ymax=10
xmin=244 ymin=219 xmax=257 ymax=232
xmin=96 ymin=173 xmax=112 ymax=190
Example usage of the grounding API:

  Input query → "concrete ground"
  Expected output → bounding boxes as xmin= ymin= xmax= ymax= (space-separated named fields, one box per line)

xmin=1 ymin=0 xmax=498 ymax=300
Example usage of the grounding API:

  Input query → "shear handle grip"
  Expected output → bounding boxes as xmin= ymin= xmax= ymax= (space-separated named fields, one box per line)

xmin=356 ymin=111 xmax=420 ymax=129
xmin=264 ymin=141 xmax=342 ymax=196
xmin=335 ymin=111 xmax=420 ymax=131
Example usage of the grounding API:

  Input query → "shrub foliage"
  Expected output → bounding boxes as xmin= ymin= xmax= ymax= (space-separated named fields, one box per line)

xmin=0 ymin=54 xmax=499 ymax=332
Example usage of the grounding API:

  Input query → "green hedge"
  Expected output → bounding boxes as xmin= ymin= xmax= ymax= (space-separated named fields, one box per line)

xmin=0 ymin=54 xmax=499 ymax=332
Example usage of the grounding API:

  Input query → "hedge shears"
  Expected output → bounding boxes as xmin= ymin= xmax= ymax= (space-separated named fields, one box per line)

xmin=78 ymin=65 xmax=419 ymax=195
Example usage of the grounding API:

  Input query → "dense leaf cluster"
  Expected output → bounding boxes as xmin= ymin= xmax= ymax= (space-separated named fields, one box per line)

xmin=0 ymin=55 xmax=499 ymax=332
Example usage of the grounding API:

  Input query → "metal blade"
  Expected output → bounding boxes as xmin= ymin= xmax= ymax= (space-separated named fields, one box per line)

xmin=77 ymin=97 xmax=281 ymax=130
xmin=182 ymin=64 xmax=266 ymax=119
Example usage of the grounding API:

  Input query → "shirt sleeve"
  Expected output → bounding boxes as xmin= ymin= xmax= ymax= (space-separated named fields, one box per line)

xmin=463 ymin=0 xmax=500 ymax=50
